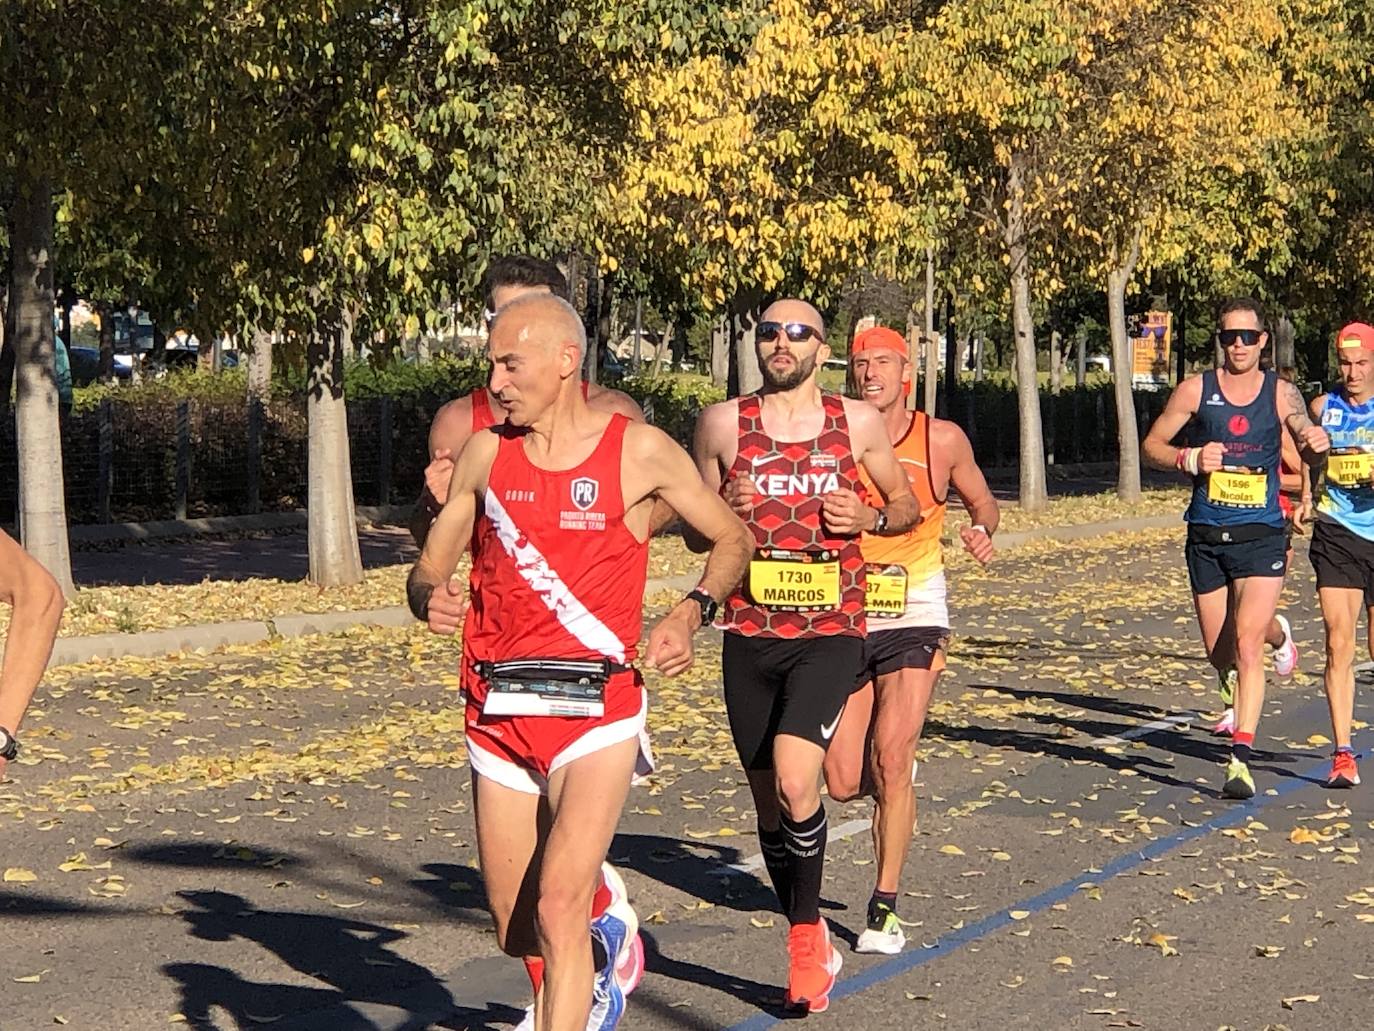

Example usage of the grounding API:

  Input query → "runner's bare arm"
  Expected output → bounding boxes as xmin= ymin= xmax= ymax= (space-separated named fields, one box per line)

xmin=409 ymin=396 xmax=475 ymax=549
xmin=1279 ymin=378 xmax=1330 ymax=464
xmin=1142 ymin=376 xmax=1202 ymax=471
xmin=684 ymin=401 xmax=741 ymax=552
xmin=627 ymin=423 xmax=752 ymax=674
xmin=0 ymin=531 xmax=63 ymax=756
xmin=629 ymin=424 xmax=751 ymax=604
xmin=406 ymin=431 xmax=497 ymax=623
xmin=843 ymin=399 xmax=918 ymax=534
xmin=941 ymin=422 xmax=1000 ymax=534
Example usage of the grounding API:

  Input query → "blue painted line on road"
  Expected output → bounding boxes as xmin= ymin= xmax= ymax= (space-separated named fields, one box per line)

xmin=724 ymin=738 xmax=1357 ymax=1031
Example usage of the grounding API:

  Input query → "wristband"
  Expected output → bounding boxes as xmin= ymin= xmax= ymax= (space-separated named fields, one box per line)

xmin=1177 ymin=447 xmax=1202 ymax=476
xmin=971 ymin=524 xmax=991 ymax=538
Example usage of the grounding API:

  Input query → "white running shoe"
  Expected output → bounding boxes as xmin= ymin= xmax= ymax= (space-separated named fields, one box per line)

xmin=855 ymin=906 xmax=907 ymax=955
xmin=513 ymin=1005 xmax=534 ymax=1031
xmin=1273 ymin=614 xmax=1298 ymax=677
xmin=1211 ymin=708 xmax=1236 ymax=737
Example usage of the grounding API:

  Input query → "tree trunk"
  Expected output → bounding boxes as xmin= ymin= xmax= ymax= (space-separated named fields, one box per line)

xmin=1107 ymin=228 xmax=1144 ymax=502
xmin=1050 ymin=329 xmax=1063 ymax=393
xmin=710 ymin=313 xmax=729 ymax=387
xmin=652 ymin=318 xmax=674 ymax=376
xmin=923 ymin=249 xmax=937 ymax=414
xmin=582 ymin=263 xmax=600 ymax=385
xmin=9 ymin=169 xmax=74 ymax=593
xmin=975 ymin=334 xmax=985 ymax=382
xmin=306 ymin=305 xmax=363 ymax=587
xmin=97 ymin=301 xmax=116 ymax=382
xmin=1004 ymin=153 xmax=1048 ymax=512
xmin=248 ymin=326 xmax=273 ymax=400
xmin=731 ymin=296 xmax=763 ymax=397
xmin=905 ymin=307 xmax=919 ymax=411
xmin=1272 ymin=314 xmax=1296 ymax=373
xmin=1076 ymin=327 xmax=1087 ymax=387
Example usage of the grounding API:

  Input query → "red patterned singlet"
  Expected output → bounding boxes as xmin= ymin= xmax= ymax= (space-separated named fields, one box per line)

xmin=723 ymin=392 xmax=866 ymax=639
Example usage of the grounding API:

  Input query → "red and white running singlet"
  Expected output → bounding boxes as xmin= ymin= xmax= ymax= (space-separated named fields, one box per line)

xmin=723 ymin=392 xmax=866 ymax=639
xmin=464 ymin=414 xmax=650 ymax=705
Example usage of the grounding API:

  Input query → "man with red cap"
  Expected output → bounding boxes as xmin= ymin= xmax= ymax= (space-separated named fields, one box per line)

xmin=1306 ymin=321 xmax=1374 ymax=789
xmin=821 ymin=325 xmax=999 ymax=955
xmin=1144 ymin=297 xmax=1329 ymax=800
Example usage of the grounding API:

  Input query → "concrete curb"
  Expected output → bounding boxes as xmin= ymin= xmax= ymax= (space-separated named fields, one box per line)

xmin=46 ymin=574 xmax=704 ymax=671
xmin=993 ymin=513 xmax=1180 ymax=549
xmin=42 ymin=515 xmax=1181 ymax=670
xmin=67 ymin=505 xmax=413 ymax=545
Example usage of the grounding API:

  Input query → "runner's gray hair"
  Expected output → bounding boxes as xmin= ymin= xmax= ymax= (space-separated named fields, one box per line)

xmin=491 ymin=293 xmax=587 ymax=359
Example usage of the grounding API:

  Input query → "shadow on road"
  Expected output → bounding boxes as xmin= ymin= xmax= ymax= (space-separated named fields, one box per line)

xmin=609 ymin=831 xmax=775 ymax=913
xmin=634 ymin=929 xmax=802 ymax=1026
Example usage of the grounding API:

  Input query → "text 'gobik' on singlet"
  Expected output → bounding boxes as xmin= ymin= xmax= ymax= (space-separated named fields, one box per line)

xmin=1185 ymin=369 xmax=1284 ymax=530
xmin=858 ymin=410 xmax=949 ymax=630
xmin=1318 ymin=390 xmax=1374 ymax=540
xmin=464 ymin=414 xmax=650 ymax=707
xmin=723 ymin=392 xmax=866 ymax=639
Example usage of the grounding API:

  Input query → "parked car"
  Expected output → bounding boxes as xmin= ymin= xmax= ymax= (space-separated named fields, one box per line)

xmin=68 ymin=346 xmax=132 ymax=386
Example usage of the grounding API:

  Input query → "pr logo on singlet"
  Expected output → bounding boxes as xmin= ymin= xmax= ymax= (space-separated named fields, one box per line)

xmin=1205 ymin=393 xmax=1225 ymax=406
xmin=560 ymin=477 xmax=606 ymax=531
xmin=1228 ymin=414 xmax=1250 ymax=436
xmin=571 ymin=477 xmax=599 ymax=511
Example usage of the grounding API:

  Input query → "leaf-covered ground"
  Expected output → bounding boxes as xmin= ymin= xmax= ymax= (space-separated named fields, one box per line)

xmin=3 ymin=524 xmax=1370 ymax=1029
xmin=27 ymin=487 xmax=1189 ymax=641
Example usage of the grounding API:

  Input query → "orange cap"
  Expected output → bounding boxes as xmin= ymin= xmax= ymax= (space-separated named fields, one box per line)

xmin=851 ymin=326 xmax=911 ymax=396
xmin=1337 ymin=322 xmax=1374 ymax=352
xmin=852 ymin=326 xmax=908 ymax=356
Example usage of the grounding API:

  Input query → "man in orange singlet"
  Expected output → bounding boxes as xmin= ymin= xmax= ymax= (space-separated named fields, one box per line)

xmin=822 ymin=326 xmax=999 ymax=954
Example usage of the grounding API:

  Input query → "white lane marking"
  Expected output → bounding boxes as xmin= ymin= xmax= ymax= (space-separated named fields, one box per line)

xmin=723 ymin=818 xmax=874 ymax=878
xmin=1091 ymin=712 xmax=1194 ymax=748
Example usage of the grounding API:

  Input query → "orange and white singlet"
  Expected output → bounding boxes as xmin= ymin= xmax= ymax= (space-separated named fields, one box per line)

xmin=858 ymin=410 xmax=949 ymax=630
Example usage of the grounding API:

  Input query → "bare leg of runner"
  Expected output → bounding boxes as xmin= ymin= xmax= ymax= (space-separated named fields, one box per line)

xmin=1321 ymin=587 xmax=1363 ymax=749
xmin=474 ymin=775 xmax=547 ymax=961
xmin=538 ymin=738 xmax=639 ymax=1031
xmin=868 ymin=666 xmax=939 ymax=896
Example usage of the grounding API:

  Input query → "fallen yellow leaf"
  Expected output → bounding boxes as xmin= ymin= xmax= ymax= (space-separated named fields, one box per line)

xmin=3 ymin=868 xmax=37 ymax=883
xmin=1282 ymin=994 xmax=1320 ymax=1009
xmin=938 ymin=844 xmax=965 ymax=856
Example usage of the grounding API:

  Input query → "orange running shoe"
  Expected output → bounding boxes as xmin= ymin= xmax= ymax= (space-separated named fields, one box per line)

xmin=785 ymin=918 xmax=843 ymax=1013
xmin=1327 ymin=750 xmax=1361 ymax=789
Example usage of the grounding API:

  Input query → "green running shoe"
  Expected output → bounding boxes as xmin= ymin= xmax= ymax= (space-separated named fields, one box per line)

xmin=1218 ymin=667 xmax=1237 ymax=708
xmin=855 ymin=901 xmax=906 ymax=955
xmin=1222 ymin=756 xmax=1255 ymax=799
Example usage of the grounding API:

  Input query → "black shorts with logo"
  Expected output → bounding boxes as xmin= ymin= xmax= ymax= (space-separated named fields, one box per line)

xmin=1184 ymin=523 xmax=1288 ymax=595
xmin=858 ymin=626 xmax=950 ymax=684
xmin=1310 ymin=517 xmax=1374 ymax=602
xmin=721 ymin=632 xmax=864 ymax=770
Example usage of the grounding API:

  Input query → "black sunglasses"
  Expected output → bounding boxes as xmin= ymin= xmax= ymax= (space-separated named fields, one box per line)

xmin=1217 ymin=328 xmax=1264 ymax=347
xmin=758 ymin=320 xmax=825 ymax=344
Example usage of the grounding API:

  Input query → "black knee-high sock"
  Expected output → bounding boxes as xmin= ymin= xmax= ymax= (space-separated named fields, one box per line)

xmin=781 ymin=806 xmax=827 ymax=925
xmin=758 ymin=823 xmax=791 ymax=915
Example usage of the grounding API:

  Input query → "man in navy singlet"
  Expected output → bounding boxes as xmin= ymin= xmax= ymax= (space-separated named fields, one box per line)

xmin=1143 ymin=297 xmax=1329 ymax=798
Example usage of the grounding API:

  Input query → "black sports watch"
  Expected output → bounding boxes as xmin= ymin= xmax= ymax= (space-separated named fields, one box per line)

xmin=872 ymin=507 xmax=889 ymax=535
xmin=0 ymin=726 xmax=18 ymax=763
xmin=685 ymin=588 xmax=718 ymax=629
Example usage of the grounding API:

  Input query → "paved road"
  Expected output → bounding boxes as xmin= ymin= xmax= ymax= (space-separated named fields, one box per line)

xmin=4 ymin=527 xmax=1370 ymax=1030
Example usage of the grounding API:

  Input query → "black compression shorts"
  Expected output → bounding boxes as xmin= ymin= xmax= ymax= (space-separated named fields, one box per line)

xmin=721 ymin=633 xmax=864 ymax=770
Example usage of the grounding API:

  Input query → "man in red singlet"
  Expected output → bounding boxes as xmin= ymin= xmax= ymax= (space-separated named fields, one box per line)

xmin=693 ymin=299 xmax=918 ymax=1013
xmin=409 ymin=255 xmax=644 ymax=553
xmin=408 ymin=294 xmax=751 ymax=1031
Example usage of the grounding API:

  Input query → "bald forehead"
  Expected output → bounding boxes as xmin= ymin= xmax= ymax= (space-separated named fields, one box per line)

xmin=763 ymin=299 xmax=824 ymax=332
xmin=490 ymin=293 xmax=583 ymax=352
